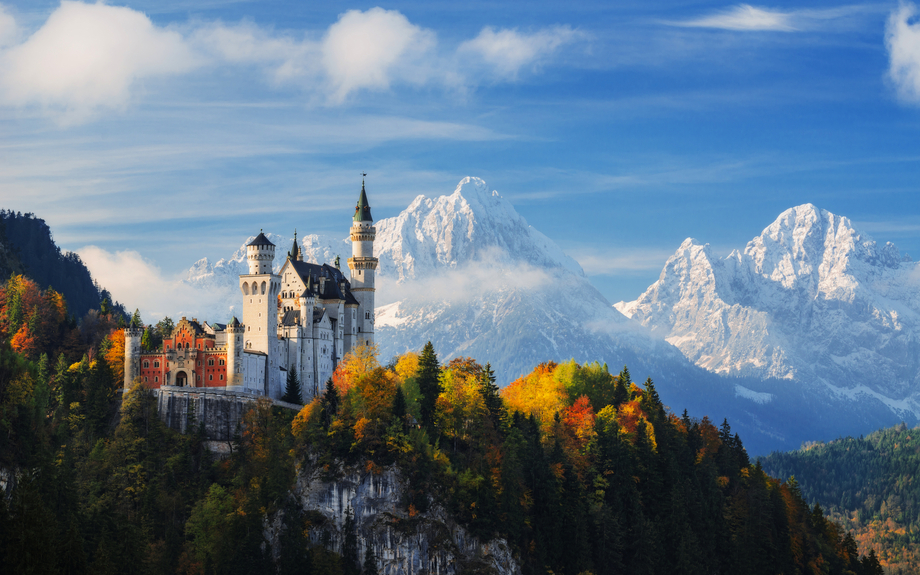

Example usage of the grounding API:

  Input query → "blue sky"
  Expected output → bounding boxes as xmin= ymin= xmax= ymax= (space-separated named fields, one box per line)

xmin=1 ymin=0 xmax=919 ymax=314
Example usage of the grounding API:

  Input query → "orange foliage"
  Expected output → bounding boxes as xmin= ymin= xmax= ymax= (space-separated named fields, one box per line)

xmin=562 ymin=395 xmax=596 ymax=446
xmin=105 ymin=328 xmax=126 ymax=385
xmin=436 ymin=368 xmax=487 ymax=445
xmin=616 ymin=400 xmax=656 ymax=451
xmin=10 ymin=325 xmax=37 ymax=358
xmin=333 ymin=343 xmax=380 ymax=396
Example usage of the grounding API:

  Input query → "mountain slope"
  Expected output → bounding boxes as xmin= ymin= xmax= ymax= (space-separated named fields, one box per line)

xmin=617 ymin=204 xmax=920 ymax=418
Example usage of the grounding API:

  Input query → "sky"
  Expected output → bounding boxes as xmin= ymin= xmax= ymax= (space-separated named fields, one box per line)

xmin=1 ymin=0 xmax=920 ymax=319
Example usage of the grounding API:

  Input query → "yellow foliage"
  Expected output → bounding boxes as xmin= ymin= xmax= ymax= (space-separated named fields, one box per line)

xmin=501 ymin=363 xmax=567 ymax=434
xmin=394 ymin=352 xmax=420 ymax=382
xmin=333 ymin=342 xmax=380 ymax=396
xmin=292 ymin=398 xmax=321 ymax=437
xmin=435 ymin=369 xmax=487 ymax=444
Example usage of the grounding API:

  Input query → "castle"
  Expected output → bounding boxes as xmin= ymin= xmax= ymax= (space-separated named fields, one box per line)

xmin=123 ymin=183 xmax=378 ymax=402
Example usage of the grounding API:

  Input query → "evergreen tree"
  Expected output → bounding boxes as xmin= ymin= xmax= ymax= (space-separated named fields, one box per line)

xmin=417 ymin=341 xmax=441 ymax=435
xmin=363 ymin=545 xmax=377 ymax=575
xmin=343 ymin=508 xmax=359 ymax=575
xmin=392 ymin=386 xmax=407 ymax=431
xmin=129 ymin=307 xmax=140 ymax=327
xmin=321 ymin=378 xmax=339 ymax=430
xmin=480 ymin=362 xmax=505 ymax=433
xmin=282 ymin=366 xmax=302 ymax=404
xmin=140 ymin=327 xmax=152 ymax=351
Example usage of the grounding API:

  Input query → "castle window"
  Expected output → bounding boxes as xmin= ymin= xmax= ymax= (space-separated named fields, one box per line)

xmin=144 ymin=361 xmax=149 ymax=368
xmin=208 ymin=359 xmax=214 ymax=366
xmin=243 ymin=283 xmax=249 ymax=295
xmin=144 ymin=377 xmax=148 ymax=382
xmin=154 ymin=361 xmax=159 ymax=368
xmin=197 ymin=361 xmax=201 ymax=366
xmin=220 ymin=374 xmax=224 ymax=380
xmin=219 ymin=359 xmax=224 ymax=365
xmin=209 ymin=374 xmax=213 ymax=381
xmin=261 ymin=281 xmax=266 ymax=295
xmin=365 ymin=312 xmax=370 ymax=319
xmin=155 ymin=376 xmax=158 ymax=383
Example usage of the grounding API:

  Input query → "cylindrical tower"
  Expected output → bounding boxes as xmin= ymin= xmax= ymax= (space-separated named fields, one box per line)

xmin=247 ymin=231 xmax=275 ymax=274
xmin=348 ymin=180 xmax=377 ymax=345
xmin=226 ymin=317 xmax=244 ymax=388
xmin=124 ymin=326 xmax=143 ymax=389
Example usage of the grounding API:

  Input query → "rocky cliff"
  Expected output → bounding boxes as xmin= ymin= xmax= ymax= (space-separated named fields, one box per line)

xmin=270 ymin=461 xmax=520 ymax=575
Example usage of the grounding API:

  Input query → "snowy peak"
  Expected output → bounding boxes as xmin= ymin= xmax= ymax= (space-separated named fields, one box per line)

xmin=375 ymin=177 xmax=585 ymax=282
xmin=620 ymin=203 xmax=920 ymax=408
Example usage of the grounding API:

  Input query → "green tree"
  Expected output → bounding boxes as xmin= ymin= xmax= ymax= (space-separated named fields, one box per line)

xmin=417 ymin=341 xmax=440 ymax=435
xmin=282 ymin=366 xmax=302 ymax=405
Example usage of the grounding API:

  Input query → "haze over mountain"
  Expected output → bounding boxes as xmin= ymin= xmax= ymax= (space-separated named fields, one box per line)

xmin=617 ymin=204 xmax=920 ymax=420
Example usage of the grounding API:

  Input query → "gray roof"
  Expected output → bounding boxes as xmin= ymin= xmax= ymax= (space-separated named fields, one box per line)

xmin=248 ymin=232 xmax=274 ymax=247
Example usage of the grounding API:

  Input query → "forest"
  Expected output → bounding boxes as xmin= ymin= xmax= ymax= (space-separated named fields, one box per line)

xmin=761 ymin=424 xmax=920 ymax=574
xmin=0 ymin=270 xmax=886 ymax=575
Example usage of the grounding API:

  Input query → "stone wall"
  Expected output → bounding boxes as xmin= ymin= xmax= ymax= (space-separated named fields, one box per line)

xmin=156 ymin=386 xmax=301 ymax=441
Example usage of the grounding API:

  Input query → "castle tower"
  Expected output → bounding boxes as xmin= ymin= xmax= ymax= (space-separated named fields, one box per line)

xmin=123 ymin=325 xmax=143 ymax=388
xmin=225 ymin=317 xmax=244 ymax=388
xmin=240 ymin=232 xmax=280 ymax=356
xmin=348 ymin=180 xmax=377 ymax=345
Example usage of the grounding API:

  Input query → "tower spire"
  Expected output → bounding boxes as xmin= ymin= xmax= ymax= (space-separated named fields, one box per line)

xmin=354 ymin=176 xmax=372 ymax=222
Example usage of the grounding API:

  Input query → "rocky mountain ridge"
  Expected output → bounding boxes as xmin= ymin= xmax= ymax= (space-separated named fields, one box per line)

xmin=617 ymin=204 xmax=920 ymax=418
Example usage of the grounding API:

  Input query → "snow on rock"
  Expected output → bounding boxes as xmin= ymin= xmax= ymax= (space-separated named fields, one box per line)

xmin=620 ymin=204 xmax=920 ymax=415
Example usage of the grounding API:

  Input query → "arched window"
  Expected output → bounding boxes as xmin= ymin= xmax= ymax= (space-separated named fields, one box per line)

xmin=251 ymin=281 xmax=258 ymax=295
xmin=243 ymin=283 xmax=249 ymax=295
xmin=154 ymin=361 xmax=159 ymax=368
xmin=261 ymin=281 xmax=266 ymax=295
xmin=154 ymin=376 xmax=158 ymax=383
xmin=208 ymin=359 xmax=214 ymax=366
xmin=143 ymin=361 xmax=149 ymax=368
xmin=219 ymin=359 xmax=224 ymax=366
xmin=209 ymin=374 xmax=213 ymax=381
xmin=144 ymin=376 xmax=148 ymax=382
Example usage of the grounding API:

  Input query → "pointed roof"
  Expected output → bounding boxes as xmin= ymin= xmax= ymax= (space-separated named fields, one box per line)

xmin=288 ymin=230 xmax=300 ymax=261
xmin=228 ymin=316 xmax=240 ymax=327
xmin=353 ymin=180 xmax=373 ymax=222
xmin=248 ymin=231 xmax=274 ymax=247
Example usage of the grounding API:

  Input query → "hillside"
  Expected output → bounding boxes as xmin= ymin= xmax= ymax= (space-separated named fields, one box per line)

xmin=0 ymin=210 xmax=127 ymax=320
xmin=761 ymin=424 xmax=920 ymax=573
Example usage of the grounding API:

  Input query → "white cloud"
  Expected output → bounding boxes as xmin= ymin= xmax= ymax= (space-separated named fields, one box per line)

xmin=676 ymin=4 xmax=797 ymax=31
xmin=0 ymin=3 xmax=578 ymax=120
xmin=671 ymin=3 xmax=874 ymax=32
xmin=0 ymin=1 xmax=198 ymax=123
xmin=78 ymin=245 xmax=236 ymax=324
xmin=0 ymin=4 xmax=17 ymax=48
xmin=322 ymin=8 xmax=437 ymax=103
xmin=458 ymin=26 xmax=578 ymax=79
xmin=886 ymin=2 xmax=920 ymax=103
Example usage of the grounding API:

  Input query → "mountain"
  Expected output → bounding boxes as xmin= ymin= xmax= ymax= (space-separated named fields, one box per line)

xmin=617 ymin=204 xmax=920 ymax=420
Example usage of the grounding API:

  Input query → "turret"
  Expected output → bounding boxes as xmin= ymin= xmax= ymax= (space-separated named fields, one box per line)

xmin=124 ymin=325 xmax=143 ymax=388
xmin=247 ymin=231 xmax=275 ymax=275
xmin=348 ymin=179 xmax=377 ymax=345
xmin=225 ymin=317 xmax=244 ymax=388
xmin=239 ymin=231 xmax=280 ymax=358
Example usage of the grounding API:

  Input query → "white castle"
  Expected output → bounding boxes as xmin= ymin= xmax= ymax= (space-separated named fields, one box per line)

xmin=123 ymin=183 xmax=378 ymax=402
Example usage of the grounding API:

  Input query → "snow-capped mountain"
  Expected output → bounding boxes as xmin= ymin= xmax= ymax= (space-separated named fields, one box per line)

xmin=617 ymin=204 xmax=920 ymax=418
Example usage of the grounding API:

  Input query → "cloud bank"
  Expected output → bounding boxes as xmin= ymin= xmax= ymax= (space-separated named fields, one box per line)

xmin=671 ymin=3 xmax=873 ymax=32
xmin=0 ymin=2 xmax=581 ymax=122
xmin=78 ymin=245 xmax=238 ymax=324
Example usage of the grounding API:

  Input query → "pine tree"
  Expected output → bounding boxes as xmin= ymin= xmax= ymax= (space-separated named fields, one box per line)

xmin=392 ymin=386 xmax=407 ymax=430
xmin=282 ymin=366 xmax=302 ymax=404
xmin=321 ymin=378 xmax=339 ymax=429
xmin=129 ymin=308 xmax=140 ymax=327
xmin=140 ymin=327 xmax=152 ymax=351
xmin=417 ymin=341 xmax=441 ymax=435
xmin=480 ymin=362 xmax=505 ymax=433
xmin=343 ymin=508 xmax=359 ymax=575
xmin=363 ymin=545 xmax=377 ymax=575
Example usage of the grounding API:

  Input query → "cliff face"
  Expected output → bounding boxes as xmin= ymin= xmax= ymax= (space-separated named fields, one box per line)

xmin=271 ymin=462 xmax=520 ymax=575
